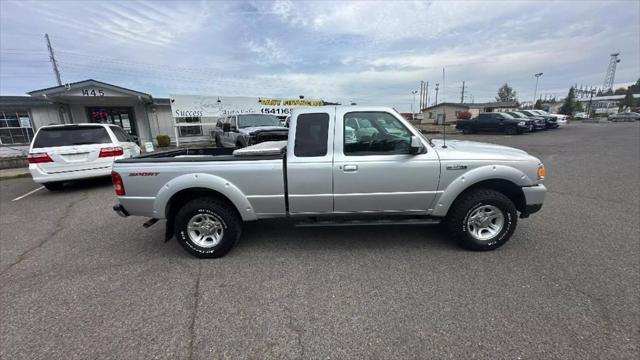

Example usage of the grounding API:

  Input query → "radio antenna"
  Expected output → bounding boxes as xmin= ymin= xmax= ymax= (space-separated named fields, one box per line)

xmin=441 ymin=67 xmax=447 ymax=148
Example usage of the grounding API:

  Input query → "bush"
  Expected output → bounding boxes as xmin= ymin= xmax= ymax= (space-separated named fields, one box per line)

xmin=156 ymin=135 xmax=171 ymax=147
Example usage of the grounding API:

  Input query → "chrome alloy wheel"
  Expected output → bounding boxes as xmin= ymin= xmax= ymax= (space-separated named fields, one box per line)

xmin=466 ymin=205 xmax=505 ymax=241
xmin=187 ymin=213 xmax=225 ymax=248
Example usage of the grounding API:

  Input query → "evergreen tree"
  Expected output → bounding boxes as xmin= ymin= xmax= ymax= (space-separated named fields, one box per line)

xmin=496 ymin=83 xmax=518 ymax=102
xmin=559 ymin=87 xmax=578 ymax=115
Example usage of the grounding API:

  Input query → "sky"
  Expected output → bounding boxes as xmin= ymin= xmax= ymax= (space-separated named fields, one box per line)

xmin=1 ymin=0 xmax=639 ymax=111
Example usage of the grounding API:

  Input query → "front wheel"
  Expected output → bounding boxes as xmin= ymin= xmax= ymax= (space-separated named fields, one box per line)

xmin=446 ymin=189 xmax=517 ymax=251
xmin=505 ymin=126 xmax=517 ymax=135
xmin=174 ymin=198 xmax=242 ymax=258
xmin=462 ymin=126 xmax=473 ymax=134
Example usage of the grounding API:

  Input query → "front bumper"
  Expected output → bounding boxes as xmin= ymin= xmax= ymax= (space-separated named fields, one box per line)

xmin=521 ymin=184 xmax=546 ymax=216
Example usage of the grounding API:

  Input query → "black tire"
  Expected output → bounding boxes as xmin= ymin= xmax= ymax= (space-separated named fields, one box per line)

xmin=214 ymin=135 xmax=222 ymax=148
xmin=505 ymin=126 xmax=517 ymax=135
xmin=174 ymin=198 xmax=242 ymax=258
xmin=446 ymin=189 xmax=517 ymax=251
xmin=235 ymin=141 xmax=245 ymax=149
xmin=462 ymin=126 xmax=473 ymax=135
xmin=43 ymin=182 xmax=64 ymax=191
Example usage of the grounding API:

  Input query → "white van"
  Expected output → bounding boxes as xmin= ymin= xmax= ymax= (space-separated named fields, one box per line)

xmin=28 ymin=124 xmax=141 ymax=190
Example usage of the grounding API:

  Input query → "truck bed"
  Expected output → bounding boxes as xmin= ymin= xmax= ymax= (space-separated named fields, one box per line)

xmin=113 ymin=144 xmax=287 ymax=219
xmin=116 ymin=146 xmax=284 ymax=163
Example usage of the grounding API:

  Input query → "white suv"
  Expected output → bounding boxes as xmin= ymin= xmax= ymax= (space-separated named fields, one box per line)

xmin=28 ymin=124 xmax=141 ymax=190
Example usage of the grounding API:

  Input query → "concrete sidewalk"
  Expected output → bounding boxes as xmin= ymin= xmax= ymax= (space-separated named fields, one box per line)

xmin=0 ymin=167 xmax=30 ymax=180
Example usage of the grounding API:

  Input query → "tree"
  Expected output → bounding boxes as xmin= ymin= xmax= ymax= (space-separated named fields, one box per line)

xmin=575 ymin=101 xmax=584 ymax=112
xmin=620 ymin=88 xmax=637 ymax=111
xmin=495 ymin=83 xmax=518 ymax=102
xmin=534 ymin=99 xmax=544 ymax=109
xmin=628 ymin=78 xmax=640 ymax=94
xmin=559 ymin=87 xmax=578 ymax=115
xmin=614 ymin=87 xmax=627 ymax=95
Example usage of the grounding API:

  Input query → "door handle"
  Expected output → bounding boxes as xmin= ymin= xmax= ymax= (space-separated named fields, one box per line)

xmin=343 ymin=164 xmax=358 ymax=172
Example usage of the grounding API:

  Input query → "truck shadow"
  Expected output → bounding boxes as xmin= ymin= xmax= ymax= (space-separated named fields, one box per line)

xmin=233 ymin=219 xmax=459 ymax=254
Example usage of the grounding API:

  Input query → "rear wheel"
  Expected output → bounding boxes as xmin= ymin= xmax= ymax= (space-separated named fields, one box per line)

xmin=446 ymin=189 xmax=517 ymax=251
xmin=174 ymin=198 xmax=242 ymax=258
xmin=214 ymin=135 xmax=222 ymax=147
xmin=43 ymin=182 xmax=64 ymax=191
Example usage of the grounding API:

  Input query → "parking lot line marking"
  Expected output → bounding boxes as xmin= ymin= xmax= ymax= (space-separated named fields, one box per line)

xmin=12 ymin=186 xmax=44 ymax=202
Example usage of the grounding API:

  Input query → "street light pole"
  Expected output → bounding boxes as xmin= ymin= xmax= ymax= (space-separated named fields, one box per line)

xmin=411 ymin=90 xmax=418 ymax=119
xmin=533 ymin=72 xmax=543 ymax=109
xmin=434 ymin=83 xmax=440 ymax=106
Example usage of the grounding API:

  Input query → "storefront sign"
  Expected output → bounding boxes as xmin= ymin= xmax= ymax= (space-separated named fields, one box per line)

xmin=169 ymin=95 xmax=322 ymax=118
xmin=19 ymin=117 xmax=31 ymax=128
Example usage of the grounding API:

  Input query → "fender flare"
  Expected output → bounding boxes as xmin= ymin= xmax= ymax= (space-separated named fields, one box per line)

xmin=431 ymin=164 xmax=532 ymax=217
xmin=152 ymin=173 xmax=257 ymax=221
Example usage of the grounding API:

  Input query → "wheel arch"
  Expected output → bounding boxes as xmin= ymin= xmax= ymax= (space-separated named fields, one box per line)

xmin=153 ymin=173 xmax=256 ymax=222
xmin=432 ymin=166 xmax=530 ymax=217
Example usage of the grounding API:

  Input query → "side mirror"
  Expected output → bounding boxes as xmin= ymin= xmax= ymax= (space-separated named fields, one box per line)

xmin=222 ymin=123 xmax=231 ymax=132
xmin=409 ymin=135 xmax=424 ymax=154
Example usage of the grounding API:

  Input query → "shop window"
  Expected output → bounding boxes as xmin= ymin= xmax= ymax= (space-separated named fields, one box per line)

xmin=178 ymin=117 xmax=203 ymax=137
xmin=0 ymin=111 xmax=34 ymax=145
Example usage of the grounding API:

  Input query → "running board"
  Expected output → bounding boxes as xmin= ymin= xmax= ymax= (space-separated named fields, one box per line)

xmin=295 ymin=218 xmax=441 ymax=227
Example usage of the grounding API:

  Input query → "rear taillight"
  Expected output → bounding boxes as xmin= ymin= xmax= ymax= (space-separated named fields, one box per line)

xmin=27 ymin=152 xmax=53 ymax=164
xmin=99 ymin=146 xmax=124 ymax=158
xmin=111 ymin=171 xmax=125 ymax=196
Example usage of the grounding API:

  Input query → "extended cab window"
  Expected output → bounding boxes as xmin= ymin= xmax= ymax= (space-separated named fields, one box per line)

xmin=344 ymin=112 xmax=411 ymax=155
xmin=294 ymin=113 xmax=329 ymax=157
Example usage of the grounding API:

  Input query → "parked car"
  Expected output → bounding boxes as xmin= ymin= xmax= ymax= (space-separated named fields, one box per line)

xmin=507 ymin=111 xmax=546 ymax=131
xmin=546 ymin=113 xmax=568 ymax=126
xmin=520 ymin=110 xmax=558 ymax=129
xmin=456 ymin=112 xmax=532 ymax=134
xmin=28 ymin=124 xmax=140 ymax=191
xmin=112 ymin=106 xmax=547 ymax=258
xmin=211 ymin=114 xmax=289 ymax=148
xmin=574 ymin=112 xmax=589 ymax=119
xmin=608 ymin=112 xmax=640 ymax=122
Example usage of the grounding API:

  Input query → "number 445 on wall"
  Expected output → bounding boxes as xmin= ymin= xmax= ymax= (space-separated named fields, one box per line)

xmin=82 ymin=89 xmax=105 ymax=96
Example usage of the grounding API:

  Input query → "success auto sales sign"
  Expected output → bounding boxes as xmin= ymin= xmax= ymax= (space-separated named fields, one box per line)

xmin=170 ymin=95 xmax=322 ymax=118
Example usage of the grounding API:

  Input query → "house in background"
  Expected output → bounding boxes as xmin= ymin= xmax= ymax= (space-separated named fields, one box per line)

xmin=421 ymin=101 xmax=519 ymax=124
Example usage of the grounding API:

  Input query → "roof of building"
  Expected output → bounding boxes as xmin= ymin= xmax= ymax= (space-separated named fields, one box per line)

xmin=468 ymin=101 xmax=519 ymax=108
xmin=0 ymin=96 xmax=53 ymax=107
xmin=576 ymin=94 xmax=640 ymax=102
xmin=421 ymin=102 xmax=470 ymax=111
xmin=28 ymin=79 xmax=153 ymax=101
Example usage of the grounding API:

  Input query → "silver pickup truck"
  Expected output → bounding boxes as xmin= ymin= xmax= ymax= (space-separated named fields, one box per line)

xmin=112 ymin=106 xmax=546 ymax=258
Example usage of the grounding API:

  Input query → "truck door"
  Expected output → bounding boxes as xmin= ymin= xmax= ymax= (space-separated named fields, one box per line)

xmin=332 ymin=109 xmax=441 ymax=213
xmin=286 ymin=110 xmax=335 ymax=214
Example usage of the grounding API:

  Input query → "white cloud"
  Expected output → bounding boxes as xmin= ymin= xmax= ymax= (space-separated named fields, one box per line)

xmin=245 ymin=37 xmax=292 ymax=65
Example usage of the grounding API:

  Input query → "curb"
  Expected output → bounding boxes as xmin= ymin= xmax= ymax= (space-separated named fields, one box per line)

xmin=0 ymin=170 xmax=30 ymax=181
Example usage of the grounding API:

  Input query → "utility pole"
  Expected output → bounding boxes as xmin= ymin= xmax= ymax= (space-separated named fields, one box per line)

xmin=533 ymin=72 xmax=543 ymax=109
xmin=411 ymin=90 xmax=418 ymax=117
xmin=424 ymin=81 xmax=429 ymax=108
xmin=419 ymin=81 xmax=424 ymax=111
xmin=460 ymin=81 xmax=465 ymax=103
xmin=45 ymin=33 xmax=62 ymax=85
xmin=587 ymin=88 xmax=595 ymax=118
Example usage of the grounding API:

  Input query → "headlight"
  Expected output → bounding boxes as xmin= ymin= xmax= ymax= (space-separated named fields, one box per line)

xmin=537 ymin=163 xmax=545 ymax=180
xmin=518 ymin=121 xmax=526 ymax=126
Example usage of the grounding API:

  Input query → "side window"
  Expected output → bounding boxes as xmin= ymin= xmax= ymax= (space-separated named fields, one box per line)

xmin=110 ymin=126 xmax=130 ymax=142
xmin=343 ymin=112 xmax=411 ymax=156
xmin=294 ymin=113 xmax=329 ymax=157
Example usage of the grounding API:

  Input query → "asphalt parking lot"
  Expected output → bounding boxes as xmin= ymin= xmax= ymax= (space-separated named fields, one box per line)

xmin=1 ymin=122 xmax=638 ymax=359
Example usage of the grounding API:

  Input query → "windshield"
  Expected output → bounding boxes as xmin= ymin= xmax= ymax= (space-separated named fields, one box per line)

xmin=507 ymin=112 xmax=522 ymax=118
xmin=237 ymin=114 xmax=281 ymax=128
xmin=32 ymin=126 xmax=111 ymax=148
xmin=500 ymin=113 xmax=515 ymax=119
